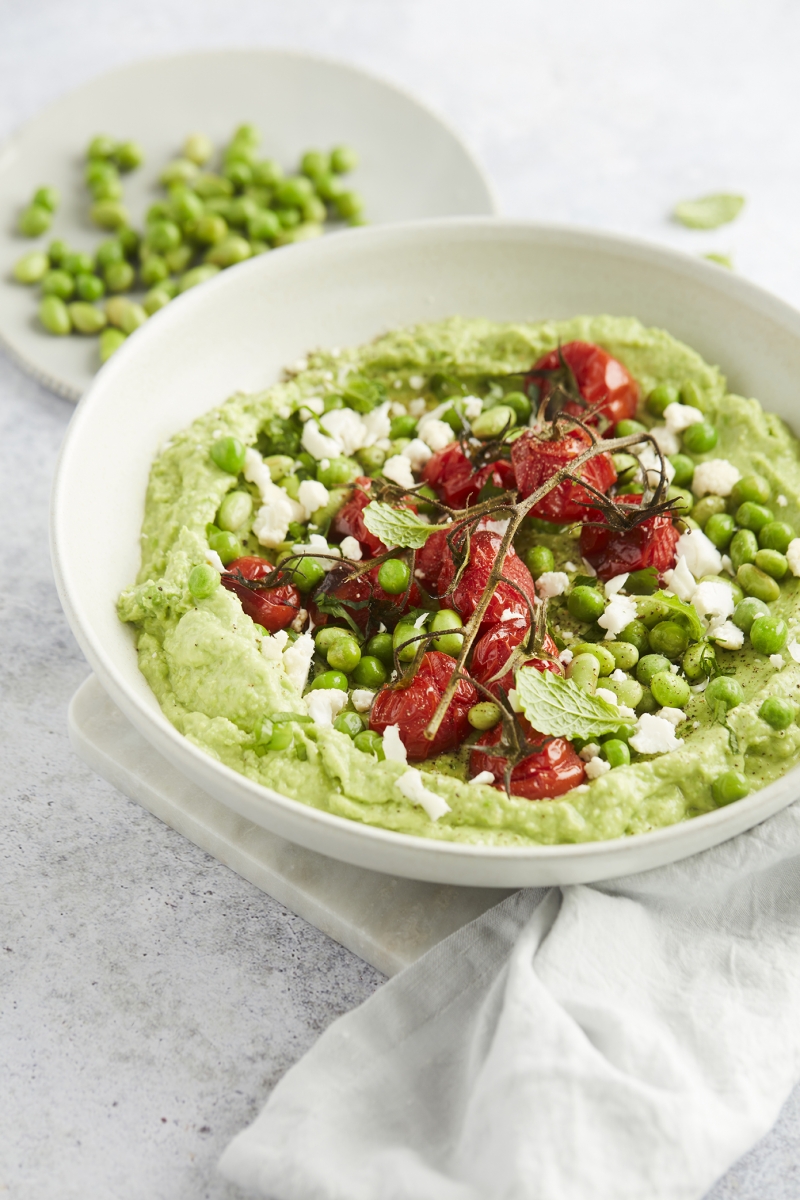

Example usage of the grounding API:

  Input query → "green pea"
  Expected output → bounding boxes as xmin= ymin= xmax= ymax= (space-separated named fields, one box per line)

xmin=601 ymin=739 xmax=631 ymax=768
xmin=526 ymin=546 xmax=555 ymax=580
xmin=749 ymin=614 xmax=788 ymax=655
xmin=365 ymin=632 xmax=394 ymax=666
xmin=615 ymin=418 xmax=647 ymax=438
xmin=41 ymin=269 xmax=75 ymax=300
xmin=618 ymin=620 xmax=650 ymax=656
xmin=636 ymin=654 xmax=672 ymax=686
xmin=353 ymin=730 xmax=385 ymax=759
xmin=287 ymin=556 xmax=324 ymax=594
xmin=469 ymin=405 xmax=516 ymax=439
xmin=351 ymin=656 xmax=388 ymax=688
xmin=330 ymin=145 xmax=359 ymax=173
xmin=47 ymin=239 xmax=70 ymax=266
xmin=704 ymin=512 xmax=735 ymax=550
xmin=67 ymin=302 xmax=107 ymax=334
xmin=730 ymin=529 xmax=759 ymax=572
xmin=354 ymin=446 xmax=386 ymax=475
xmin=732 ymin=596 xmax=769 ymax=633
xmin=607 ymin=641 xmax=639 ymax=671
xmin=649 ymin=670 xmax=690 ymax=709
xmin=731 ymin=474 xmax=771 ymax=507
xmin=647 ymin=383 xmax=680 ymax=417
xmin=90 ymin=175 xmax=123 ymax=201
xmin=205 ymin=235 xmax=251 ymax=267
xmin=636 ymin=597 xmax=673 ymax=628
xmin=711 ymin=770 xmax=750 ymax=806
xmin=601 ymin=677 xmax=643 ymax=709
xmin=682 ymin=641 xmax=715 ymax=681
xmin=38 ymin=295 xmax=71 ymax=335
xmin=75 ymin=272 xmax=105 ymax=302
xmin=754 ymin=548 xmax=788 ymax=580
xmin=635 ymin=686 xmax=659 ymax=716
xmin=179 ymin=264 xmax=221 ymax=292
xmin=386 ymin=415 xmax=415 ymax=442
xmin=12 ymin=251 xmax=49 ymax=284
xmin=333 ymin=710 xmax=365 ymax=738
xmin=430 ymin=609 xmax=464 ymax=657
xmin=617 ymin=482 xmax=644 ymax=496
xmin=18 ymin=205 xmax=52 ymax=236
xmin=567 ymin=653 xmax=600 ymax=694
xmin=98 ymin=327 xmax=126 ymax=362
xmin=326 ymin=634 xmax=362 ymax=673
xmin=143 ymin=287 xmax=173 ymax=316
xmin=572 ymin=643 xmax=615 ymax=675
xmin=681 ymin=421 xmax=718 ymax=454
xmin=648 ymin=621 xmax=689 ymax=659
xmin=90 ymin=200 xmax=130 ymax=230
xmin=309 ymin=670 xmax=349 ymax=692
xmin=736 ymin=502 xmax=773 ymax=533
xmin=87 ymin=134 xmax=116 ymax=159
xmin=668 ymin=453 xmax=695 ymax=487
xmin=104 ymin=260 xmax=135 ymax=292
xmin=208 ymin=530 xmax=241 ymax=565
xmin=758 ymin=521 xmax=794 ymax=554
xmin=692 ymin=495 xmax=727 ymax=529
xmin=736 ymin=563 xmax=781 ymax=604
xmin=260 ymin=455 xmax=292 ymax=483
xmin=217 ymin=491 xmax=253 ymax=532
xmin=316 ymin=456 xmax=360 ymax=489
xmin=188 ymin=563 xmax=220 ymax=599
xmin=378 ymin=559 xmax=411 ymax=595
xmin=468 ymin=702 xmax=502 ymax=731
xmin=210 ymin=436 xmax=246 ymax=475
xmin=568 ymin=585 xmax=605 ymax=623
xmin=625 ymin=568 xmax=658 ymax=596
xmin=705 ymin=675 xmax=744 ymax=710
xmin=667 ymin=486 xmax=694 ymax=517
xmin=759 ymin=697 xmax=796 ymax=730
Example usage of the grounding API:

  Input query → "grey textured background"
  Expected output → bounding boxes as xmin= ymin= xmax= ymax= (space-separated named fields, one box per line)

xmin=3 ymin=2 xmax=800 ymax=1197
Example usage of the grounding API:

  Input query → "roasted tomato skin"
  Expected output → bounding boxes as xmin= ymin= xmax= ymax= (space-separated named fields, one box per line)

xmin=511 ymin=428 xmax=617 ymax=523
xmin=330 ymin=477 xmax=385 ymax=556
xmin=470 ymin=714 xmax=585 ymax=800
xmin=414 ymin=528 xmax=451 ymax=595
xmin=470 ymin=622 xmax=562 ymax=697
xmin=438 ymin=530 xmax=537 ymax=629
xmin=369 ymin=650 xmax=477 ymax=760
xmin=580 ymin=495 xmax=679 ymax=581
xmin=324 ymin=563 xmax=422 ymax=632
xmin=527 ymin=341 xmax=640 ymax=427
xmin=222 ymin=556 xmax=301 ymax=632
xmin=423 ymin=442 xmax=516 ymax=509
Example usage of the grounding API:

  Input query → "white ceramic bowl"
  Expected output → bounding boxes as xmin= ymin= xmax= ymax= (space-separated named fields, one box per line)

xmin=0 ymin=49 xmax=495 ymax=400
xmin=51 ymin=219 xmax=800 ymax=886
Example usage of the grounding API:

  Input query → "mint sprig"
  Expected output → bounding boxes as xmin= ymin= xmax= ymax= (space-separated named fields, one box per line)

xmin=514 ymin=667 xmax=627 ymax=740
xmin=362 ymin=501 xmax=446 ymax=549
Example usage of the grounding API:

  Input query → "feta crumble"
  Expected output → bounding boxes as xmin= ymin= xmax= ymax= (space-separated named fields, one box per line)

xmin=770 ymin=654 xmax=785 ymax=669
xmin=340 ymin=536 xmax=362 ymax=561
xmin=558 ymin=648 xmax=574 ymax=665
xmin=710 ymin=620 xmax=745 ymax=650
xmin=408 ymin=397 xmax=427 ymax=417
xmin=417 ymin=417 xmax=454 ymax=452
xmin=648 ymin=425 xmax=680 ymax=457
xmin=596 ymin=687 xmax=619 ymax=706
xmin=692 ymin=580 xmax=735 ymax=622
xmin=382 ymin=724 xmax=408 ymax=764
xmin=470 ymin=770 xmax=495 ymax=786
xmin=282 ymin=632 xmax=315 ymax=693
xmin=402 ymin=438 xmax=433 ymax=470
xmin=610 ymin=668 xmax=627 ymax=682
xmin=301 ymin=420 xmax=342 ymax=460
xmin=663 ymin=402 xmax=704 ymax=434
xmin=409 ymin=374 xmax=425 ymax=390
xmin=351 ymin=689 xmax=375 ymax=713
xmin=629 ymin=713 xmax=684 ymax=755
xmin=260 ymin=628 xmax=289 ymax=664
xmin=297 ymin=479 xmax=330 ymax=520
xmin=306 ymin=689 xmax=347 ymax=728
xmin=585 ymin=757 xmax=611 ymax=780
xmin=598 ymin=594 xmax=638 ymax=639
xmin=579 ymin=743 xmax=601 ymax=762
xmin=663 ymin=555 xmax=696 ymax=602
xmin=789 ymin=640 xmax=800 ymax=665
xmin=787 ymin=539 xmax=800 ymax=577
xmin=536 ymin=571 xmax=570 ymax=598
xmin=382 ymin=455 xmax=416 ymax=488
xmin=657 ymin=707 xmax=686 ymax=727
xmin=777 ymin=494 xmax=788 ymax=507
xmin=319 ymin=408 xmax=368 ymax=455
xmin=205 ymin=548 xmax=225 ymax=573
xmin=674 ymin=529 xmax=722 ymax=579
xmin=604 ymin=573 xmax=629 ymax=597
xmin=395 ymin=768 xmax=451 ymax=821
xmin=463 ymin=395 xmax=484 ymax=420
xmin=691 ymin=459 xmax=741 ymax=498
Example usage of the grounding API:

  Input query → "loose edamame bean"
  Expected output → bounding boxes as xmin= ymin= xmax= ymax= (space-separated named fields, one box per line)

xmin=526 ymin=546 xmax=555 ymax=580
xmin=95 ymin=239 xmax=124 ymax=270
xmin=378 ymin=559 xmax=411 ymax=595
xmin=736 ymin=502 xmax=773 ymax=533
xmin=184 ymin=133 xmax=214 ymax=165
xmin=647 ymin=383 xmax=679 ymax=416
xmin=730 ymin=529 xmax=759 ymax=572
xmin=608 ymin=641 xmax=639 ymax=671
xmin=431 ymin=608 xmax=464 ymax=656
xmin=315 ymin=626 xmax=351 ymax=654
xmin=18 ymin=205 xmax=52 ymax=236
xmin=206 ymin=235 xmax=251 ymax=267
xmin=500 ymin=391 xmax=532 ymax=423
xmin=705 ymin=675 xmax=744 ymax=710
xmin=316 ymin=456 xmax=359 ymax=488
xmin=669 ymin=453 xmax=695 ymax=487
xmin=47 ymin=239 xmax=70 ymax=266
xmin=194 ymin=214 xmax=229 ymax=245
xmin=732 ymin=596 xmax=769 ymax=632
xmin=353 ymin=730 xmax=385 ymax=759
xmin=330 ymin=145 xmax=359 ymax=173
xmin=333 ymin=710 xmax=365 ymax=738
xmin=749 ymin=614 xmax=788 ymax=655
xmin=99 ymin=327 xmax=126 ymax=362
xmin=34 ymin=185 xmax=59 ymax=210
xmin=139 ymin=255 xmax=169 ymax=287
xmin=470 ymin=406 xmax=516 ymax=439
xmin=365 ymin=632 xmax=394 ymax=666
xmin=667 ymin=486 xmax=693 ymax=517
xmin=636 ymin=654 xmax=672 ymax=686
xmin=91 ymin=176 xmax=123 ymax=202
xmin=736 ymin=563 xmax=781 ymax=603
xmin=104 ymin=260 xmax=135 ymax=292
xmin=394 ymin=616 xmax=428 ymax=662
xmin=567 ymin=653 xmax=600 ymax=694
xmin=75 ymin=272 xmax=105 ymax=301
xmin=90 ymin=200 xmax=130 ymax=230
xmin=601 ymin=677 xmax=643 ymax=709
xmin=188 ymin=563 xmax=220 ymax=599
xmin=179 ymin=264 xmax=221 ymax=292
xmin=711 ymin=770 xmax=750 ymax=806
xmin=210 ymin=435 xmax=246 ymax=475
xmin=682 ymin=421 xmax=718 ymax=454
xmin=12 ymin=251 xmax=49 ymax=284
xmin=352 ymin=656 xmax=388 ymax=688
xmin=759 ymin=697 xmax=795 ymax=730
xmin=635 ymin=686 xmax=659 ymax=716
xmin=615 ymin=418 xmax=647 ymax=438
xmin=143 ymin=287 xmax=172 ymax=315
xmin=692 ymin=495 xmax=726 ymax=529
xmin=704 ymin=512 xmax=735 ymax=550
xmin=68 ymin=302 xmax=107 ymax=334
xmin=683 ymin=641 xmax=715 ymax=681
xmin=309 ymin=669 xmax=349 ymax=691
xmin=759 ymin=521 xmax=794 ymax=553
xmin=301 ymin=149 xmax=330 ymax=178
xmin=38 ymin=295 xmax=71 ymax=335
xmin=636 ymin=597 xmax=672 ymax=628
xmin=41 ymin=269 xmax=75 ymax=300
xmin=601 ymin=739 xmax=631 ymax=768
xmin=118 ymin=302 xmax=147 ymax=335
xmin=568 ymin=585 xmax=605 ymax=623
xmin=731 ymin=474 xmax=771 ymax=507
xmin=468 ymin=702 xmax=502 ymax=731
xmin=648 ymin=621 xmax=689 ymax=658
xmin=217 ymin=490 xmax=253 ymax=532
xmin=87 ymin=134 xmax=116 ymax=159
xmin=326 ymin=635 xmax=362 ymax=673
xmin=572 ymin=643 xmax=615 ymax=675
xmin=612 ymin=453 xmax=639 ymax=484
xmin=649 ymin=670 xmax=691 ymax=709
xmin=161 ymin=158 xmax=199 ymax=187
xmin=618 ymin=620 xmax=650 ymax=656
xmin=165 ymin=244 xmax=193 ymax=274
xmin=754 ymin=548 xmax=788 ymax=580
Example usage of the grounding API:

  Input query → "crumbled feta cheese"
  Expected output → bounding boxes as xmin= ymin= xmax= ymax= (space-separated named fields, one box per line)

xmin=306 ymin=689 xmax=348 ymax=727
xmin=663 ymin=402 xmax=704 ymax=434
xmin=564 ymin=561 xmax=577 ymax=573
xmin=282 ymin=632 xmax=315 ymax=693
xmin=362 ymin=401 xmax=392 ymax=443
xmin=610 ymin=668 xmax=627 ymax=682
xmin=675 ymin=529 xmax=722 ymax=579
xmin=692 ymin=580 xmax=735 ymax=622
xmin=301 ymin=420 xmax=342 ymax=460
xmin=649 ymin=425 xmax=680 ymax=457
xmin=770 ymin=654 xmax=785 ymax=669
xmin=579 ymin=743 xmax=601 ymax=762
xmin=298 ymin=396 xmax=325 ymax=417
xmin=580 ymin=559 xmax=597 ymax=578
xmin=463 ymin=395 xmax=484 ymax=420
xmin=382 ymin=455 xmax=416 ymax=488
xmin=629 ymin=713 xmax=684 ymax=755
xmin=598 ymin=594 xmax=638 ymax=639
xmin=252 ymin=495 xmax=301 ymax=548
xmin=789 ymin=640 xmax=800 ymax=664
xmin=481 ymin=518 xmax=510 ymax=537
xmin=340 ymin=536 xmax=362 ymax=561
xmin=585 ymin=757 xmax=611 ymax=780
xmin=604 ymin=573 xmax=629 ymax=597
xmin=537 ymin=571 xmax=570 ymax=599
xmin=710 ymin=620 xmax=744 ymax=650
xmin=691 ymin=458 xmax=741 ymax=498
xmin=408 ymin=397 xmax=427 ymax=417
xmin=418 ymin=417 xmax=454 ymax=453
xmin=559 ymin=648 xmax=574 ymax=665
xmin=562 ymin=630 xmax=575 ymax=641
xmin=657 ymin=707 xmax=687 ymax=727
xmin=382 ymin=724 xmax=408 ymax=763
xmin=409 ymin=374 xmax=425 ymax=390
xmin=297 ymin=479 xmax=330 ymax=520
xmin=318 ymin=408 xmax=367 ymax=455
xmin=470 ymin=770 xmax=495 ymax=786
xmin=721 ymin=555 xmax=734 ymax=576
xmin=205 ymin=548 xmax=225 ymax=573
xmin=596 ymin=687 xmax=619 ymax=706
xmin=787 ymin=539 xmax=800 ymax=577
xmin=402 ymin=438 xmax=433 ymax=470
xmin=395 ymin=768 xmax=451 ymax=821
xmin=777 ymin=494 xmax=788 ymax=507
xmin=351 ymin=689 xmax=375 ymax=713
xmin=691 ymin=678 xmax=709 ymax=693
xmin=260 ymin=630 xmax=287 ymax=664
xmin=663 ymin=555 xmax=696 ymax=602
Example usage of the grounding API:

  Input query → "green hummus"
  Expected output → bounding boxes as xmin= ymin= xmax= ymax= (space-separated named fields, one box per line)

xmin=118 ymin=316 xmax=800 ymax=846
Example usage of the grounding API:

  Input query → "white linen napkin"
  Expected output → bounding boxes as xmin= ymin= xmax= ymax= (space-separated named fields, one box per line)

xmin=219 ymin=802 xmax=800 ymax=1200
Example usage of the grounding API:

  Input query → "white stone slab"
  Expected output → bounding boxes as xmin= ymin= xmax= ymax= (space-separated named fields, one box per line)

xmin=68 ymin=674 xmax=513 ymax=977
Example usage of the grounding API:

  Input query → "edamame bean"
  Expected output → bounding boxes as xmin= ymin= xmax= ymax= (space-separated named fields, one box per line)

xmin=333 ymin=710 xmax=365 ymax=738
xmin=326 ymin=635 xmax=361 ymax=673
xmin=704 ymin=512 xmax=735 ymax=550
xmin=601 ymin=739 xmax=631 ymax=768
xmin=668 ymin=453 xmax=695 ymax=487
xmin=87 ymin=134 xmax=116 ymax=159
xmin=179 ymin=264 xmax=221 ymax=292
xmin=618 ymin=620 xmax=650 ymax=656
xmin=143 ymin=287 xmax=172 ymax=315
xmin=682 ymin=421 xmax=718 ymax=453
xmin=615 ymin=419 xmax=648 ymax=438
xmin=317 ymin=456 xmax=360 ymax=488
xmin=91 ymin=176 xmax=123 ymax=201
xmin=526 ymin=546 xmax=555 ymax=580
xmin=635 ymin=686 xmax=659 ymax=716
xmin=34 ymin=185 xmax=59 ymax=211
xmin=104 ymin=260 xmax=135 ymax=292
xmin=736 ymin=563 xmax=781 ymax=603
xmin=431 ymin=609 xmax=464 ymax=656
xmin=601 ymin=677 xmax=644 ymax=708
xmin=68 ymin=302 xmax=107 ymax=334
xmin=164 ymin=244 xmax=193 ymax=273
xmin=352 ymin=656 xmax=388 ymax=688
xmin=612 ymin=453 xmax=639 ymax=484
xmin=38 ymin=295 xmax=70 ymax=335
xmin=572 ymin=643 xmax=615 ymax=675
xmin=649 ymin=670 xmax=690 ymax=708
xmin=501 ymin=391 xmax=532 ymax=423
xmin=90 ymin=200 xmax=130 ymax=230
xmin=754 ymin=549 xmax=788 ymax=580
xmin=648 ymin=621 xmax=689 ymax=658
xmin=148 ymin=219 xmax=182 ymax=253
xmin=41 ymin=269 xmax=75 ymax=300
xmin=393 ymin=616 xmax=429 ymax=662
xmin=301 ymin=149 xmax=330 ymax=178
xmin=18 ymin=205 xmax=52 ymax=236
xmin=287 ymin=556 xmax=325 ymax=594
xmin=470 ymin=405 xmax=516 ymax=439
xmin=692 ymin=495 xmax=727 ymax=529
xmin=608 ymin=641 xmax=639 ymax=671
xmin=568 ymin=585 xmax=605 ymax=623
xmin=62 ymin=251 xmax=95 ymax=276
xmin=12 ymin=251 xmax=49 ymax=284
xmin=210 ymin=436 xmax=246 ymax=475
xmin=667 ymin=486 xmax=693 ymax=517
xmin=468 ymin=702 xmax=502 ymax=731
xmin=217 ymin=491 xmax=253 ymax=532
xmin=355 ymin=446 xmax=385 ymax=475
xmin=188 ymin=563 xmax=220 ymax=599
xmin=731 ymin=474 xmax=771 ymax=507
xmin=705 ymin=675 xmax=744 ymax=710
xmin=314 ymin=627 xmax=351 ymax=656
xmin=47 ymin=239 xmax=70 ymax=266
xmin=75 ymin=272 xmax=105 ymax=301
xmin=749 ymin=614 xmax=788 ymax=655
xmin=161 ymin=158 xmax=199 ymax=187
xmin=636 ymin=597 xmax=672 ymax=628
xmin=378 ymin=559 xmax=411 ymax=595
xmin=365 ymin=633 xmax=394 ymax=666
xmin=647 ymin=383 xmax=679 ymax=416
xmin=732 ymin=596 xmax=769 ymax=632
xmin=636 ymin=654 xmax=673 ymax=686
xmin=682 ymin=640 xmax=715 ymax=681
xmin=184 ymin=133 xmax=214 ymax=165
xmin=759 ymin=697 xmax=795 ymax=730
xmin=169 ymin=186 xmax=204 ymax=225
xmin=224 ymin=160 xmax=253 ymax=189
xmin=95 ymin=239 xmax=123 ymax=270
xmin=566 ymin=653 xmax=600 ymax=694
xmin=309 ymin=670 xmax=349 ymax=691
xmin=330 ymin=145 xmax=359 ymax=173
xmin=118 ymin=302 xmax=147 ymax=335
xmin=206 ymin=235 xmax=251 ymax=267
xmin=353 ymin=730 xmax=385 ymax=759
xmin=711 ymin=771 xmax=750 ymax=806
xmin=680 ymin=380 xmax=705 ymax=409
xmin=729 ymin=529 xmax=758 ymax=572
xmin=736 ymin=501 xmax=773 ymax=533
xmin=194 ymin=214 xmax=229 ymax=245
xmin=759 ymin=521 xmax=794 ymax=553
xmin=98 ymin=327 xmax=126 ymax=362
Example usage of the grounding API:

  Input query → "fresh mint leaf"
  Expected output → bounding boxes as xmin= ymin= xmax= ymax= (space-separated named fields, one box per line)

xmin=646 ymin=591 xmax=706 ymax=642
xmin=362 ymin=501 xmax=446 ymax=549
xmin=514 ymin=668 xmax=627 ymax=740
xmin=673 ymin=194 xmax=745 ymax=230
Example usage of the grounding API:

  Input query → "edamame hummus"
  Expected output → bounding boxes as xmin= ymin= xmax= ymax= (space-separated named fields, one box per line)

xmin=118 ymin=316 xmax=800 ymax=846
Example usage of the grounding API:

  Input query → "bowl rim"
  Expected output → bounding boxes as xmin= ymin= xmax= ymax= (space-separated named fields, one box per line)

xmin=51 ymin=215 xmax=800 ymax=869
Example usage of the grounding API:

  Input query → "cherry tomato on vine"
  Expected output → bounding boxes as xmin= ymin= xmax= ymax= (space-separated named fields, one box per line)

xmin=324 ymin=562 xmax=421 ymax=632
xmin=470 ymin=714 xmax=586 ymax=799
xmin=580 ymin=494 xmax=679 ymax=581
xmin=423 ymin=442 xmax=516 ymax=509
xmin=330 ymin=477 xmax=385 ymax=555
xmin=369 ymin=650 xmax=477 ymax=760
xmin=222 ymin=556 xmax=301 ymax=632
xmin=511 ymin=427 xmax=617 ymax=523
xmin=470 ymin=622 xmax=562 ymax=697
xmin=438 ymin=530 xmax=537 ymax=629
xmin=525 ymin=341 xmax=639 ymax=427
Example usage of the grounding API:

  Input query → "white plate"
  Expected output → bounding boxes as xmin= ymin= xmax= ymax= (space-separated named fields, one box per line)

xmin=0 ymin=49 xmax=495 ymax=401
xmin=51 ymin=218 xmax=800 ymax=887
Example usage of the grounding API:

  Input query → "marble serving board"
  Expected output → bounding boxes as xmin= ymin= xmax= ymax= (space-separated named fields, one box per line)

xmin=68 ymin=674 xmax=513 ymax=977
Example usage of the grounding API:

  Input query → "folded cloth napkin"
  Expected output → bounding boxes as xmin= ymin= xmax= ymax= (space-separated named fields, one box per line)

xmin=219 ymin=802 xmax=800 ymax=1200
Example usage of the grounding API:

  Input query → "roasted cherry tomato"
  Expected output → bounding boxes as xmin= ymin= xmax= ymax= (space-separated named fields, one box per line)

xmin=414 ymin=528 xmax=451 ymax=595
xmin=323 ymin=562 xmax=421 ymax=632
xmin=370 ymin=650 xmax=477 ymax=760
xmin=526 ymin=340 xmax=639 ymax=427
xmin=511 ymin=428 xmax=617 ymax=523
xmin=423 ymin=442 xmax=515 ymax=509
xmin=470 ymin=621 xmax=562 ymax=697
xmin=330 ymin=477 xmax=385 ymax=556
xmin=438 ymin=530 xmax=537 ymax=629
xmin=580 ymin=494 xmax=679 ymax=581
xmin=470 ymin=714 xmax=585 ymax=800
xmin=222 ymin=556 xmax=301 ymax=632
